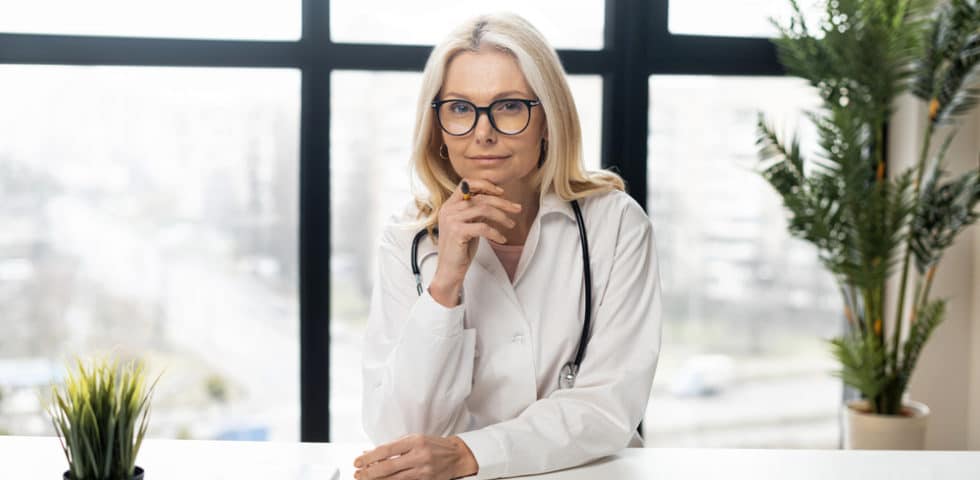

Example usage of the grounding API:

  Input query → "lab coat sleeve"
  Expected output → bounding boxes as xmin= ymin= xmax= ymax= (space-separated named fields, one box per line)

xmin=361 ymin=224 xmax=478 ymax=444
xmin=456 ymin=200 xmax=662 ymax=479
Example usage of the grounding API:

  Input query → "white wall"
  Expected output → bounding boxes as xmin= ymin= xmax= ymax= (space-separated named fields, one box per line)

xmin=889 ymin=94 xmax=979 ymax=450
xmin=971 ymin=112 xmax=980 ymax=450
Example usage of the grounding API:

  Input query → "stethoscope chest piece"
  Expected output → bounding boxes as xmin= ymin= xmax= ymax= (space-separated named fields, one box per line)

xmin=559 ymin=362 xmax=579 ymax=389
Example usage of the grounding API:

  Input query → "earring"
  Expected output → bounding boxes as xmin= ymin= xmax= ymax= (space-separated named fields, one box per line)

xmin=537 ymin=138 xmax=548 ymax=168
xmin=439 ymin=144 xmax=450 ymax=160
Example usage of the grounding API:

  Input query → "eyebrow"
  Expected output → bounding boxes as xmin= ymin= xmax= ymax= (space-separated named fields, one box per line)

xmin=442 ymin=90 xmax=534 ymax=101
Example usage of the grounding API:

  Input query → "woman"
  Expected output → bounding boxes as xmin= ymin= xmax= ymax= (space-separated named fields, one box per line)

xmin=356 ymin=12 xmax=661 ymax=480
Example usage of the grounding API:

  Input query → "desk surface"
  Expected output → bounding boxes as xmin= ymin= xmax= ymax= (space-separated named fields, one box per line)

xmin=3 ymin=436 xmax=980 ymax=479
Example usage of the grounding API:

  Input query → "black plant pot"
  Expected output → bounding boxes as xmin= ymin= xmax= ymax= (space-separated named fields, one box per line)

xmin=63 ymin=466 xmax=144 ymax=480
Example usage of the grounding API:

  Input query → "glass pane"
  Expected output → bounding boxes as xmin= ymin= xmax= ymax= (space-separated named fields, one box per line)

xmin=0 ymin=66 xmax=301 ymax=441
xmin=0 ymin=0 xmax=299 ymax=40
xmin=330 ymin=71 xmax=603 ymax=441
xmin=646 ymin=75 xmax=842 ymax=448
xmin=571 ymin=76 xmax=603 ymax=172
xmin=330 ymin=1 xmax=604 ymax=49
xmin=668 ymin=0 xmax=823 ymax=38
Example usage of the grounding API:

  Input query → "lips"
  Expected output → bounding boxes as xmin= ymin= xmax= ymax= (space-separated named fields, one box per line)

xmin=468 ymin=155 xmax=510 ymax=161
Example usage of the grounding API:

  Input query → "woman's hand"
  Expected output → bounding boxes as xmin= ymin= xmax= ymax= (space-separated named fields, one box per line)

xmin=353 ymin=434 xmax=478 ymax=480
xmin=429 ymin=178 xmax=522 ymax=307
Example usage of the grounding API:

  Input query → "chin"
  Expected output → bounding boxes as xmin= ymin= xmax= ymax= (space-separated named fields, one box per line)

xmin=457 ymin=162 xmax=535 ymax=187
xmin=469 ymin=170 xmax=516 ymax=186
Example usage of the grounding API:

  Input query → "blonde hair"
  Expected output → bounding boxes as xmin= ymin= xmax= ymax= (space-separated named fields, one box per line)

xmin=410 ymin=12 xmax=624 ymax=231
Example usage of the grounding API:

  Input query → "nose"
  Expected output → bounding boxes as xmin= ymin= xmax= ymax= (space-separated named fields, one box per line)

xmin=473 ymin=110 xmax=497 ymax=144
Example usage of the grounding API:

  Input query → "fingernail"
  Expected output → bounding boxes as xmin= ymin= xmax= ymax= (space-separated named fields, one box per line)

xmin=354 ymin=459 xmax=362 ymax=468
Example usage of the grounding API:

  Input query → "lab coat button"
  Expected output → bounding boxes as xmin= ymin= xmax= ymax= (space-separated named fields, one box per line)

xmin=512 ymin=333 xmax=524 ymax=344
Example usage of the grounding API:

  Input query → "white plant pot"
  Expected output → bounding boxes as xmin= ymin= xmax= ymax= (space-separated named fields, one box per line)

xmin=843 ymin=399 xmax=930 ymax=450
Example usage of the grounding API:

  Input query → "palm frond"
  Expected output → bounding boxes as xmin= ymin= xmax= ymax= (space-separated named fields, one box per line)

xmin=911 ymin=138 xmax=980 ymax=273
xmin=830 ymin=332 xmax=889 ymax=400
xmin=913 ymin=0 xmax=980 ymax=124
xmin=898 ymin=299 xmax=947 ymax=388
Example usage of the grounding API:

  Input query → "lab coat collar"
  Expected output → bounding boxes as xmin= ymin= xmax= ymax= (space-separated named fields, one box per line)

xmin=538 ymin=190 xmax=576 ymax=221
xmin=471 ymin=190 xmax=575 ymax=291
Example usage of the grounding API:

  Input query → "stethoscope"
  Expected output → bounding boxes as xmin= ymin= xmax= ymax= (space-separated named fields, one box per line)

xmin=410 ymin=199 xmax=592 ymax=389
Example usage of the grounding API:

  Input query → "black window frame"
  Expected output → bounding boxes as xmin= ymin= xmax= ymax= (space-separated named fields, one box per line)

xmin=0 ymin=0 xmax=783 ymax=442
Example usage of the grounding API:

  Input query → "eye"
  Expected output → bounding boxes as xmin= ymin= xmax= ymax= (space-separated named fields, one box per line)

xmin=447 ymin=101 xmax=473 ymax=114
xmin=494 ymin=100 xmax=522 ymax=112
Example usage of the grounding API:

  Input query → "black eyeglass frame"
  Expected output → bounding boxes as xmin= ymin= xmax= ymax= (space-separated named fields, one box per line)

xmin=431 ymin=98 xmax=541 ymax=136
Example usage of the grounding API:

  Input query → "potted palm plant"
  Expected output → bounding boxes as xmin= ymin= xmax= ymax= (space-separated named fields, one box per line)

xmin=48 ymin=358 xmax=159 ymax=479
xmin=756 ymin=0 xmax=979 ymax=449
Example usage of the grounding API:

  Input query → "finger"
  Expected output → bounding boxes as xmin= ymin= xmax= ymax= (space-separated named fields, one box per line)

xmin=470 ymin=194 xmax=523 ymax=214
xmin=355 ymin=467 xmax=417 ymax=480
xmin=378 ymin=468 xmax=420 ymax=480
xmin=460 ymin=222 xmax=507 ymax=244
xmin=356 ymin=453 xmax=413 ymax=480
xmin=458 ymin=203 xmax=517 ymax=229
xmin=451 ymin=178 xmax=503 ymax=201
xmin=355 ymin=438 xmax=413 ymax=468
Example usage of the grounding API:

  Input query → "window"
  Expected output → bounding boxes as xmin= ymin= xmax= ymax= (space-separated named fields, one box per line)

xmin=329 ymin=70 xmax=603 ymax=441
xmin=668 ymin=0 xmax=823 ymax=38
xmin=0 ymin=66 xmax=301 ymax=440
xmin=645 ymin=75 xmax=842 ymax=448
xmin=1 ymin=2 xmax=845 ymax=446
xmin=0 ymin=0 xmax=300 ymax=40
xmin=329 ymin=1 xmax=604 ymax=49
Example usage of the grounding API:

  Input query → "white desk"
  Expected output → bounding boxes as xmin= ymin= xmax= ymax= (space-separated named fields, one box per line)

xmin=3 ymin=436 xmax=980 ymax=479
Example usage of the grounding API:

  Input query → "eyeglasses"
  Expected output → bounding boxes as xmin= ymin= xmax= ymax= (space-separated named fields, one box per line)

xmin=431 ymin=98 xmax=541 ymax=136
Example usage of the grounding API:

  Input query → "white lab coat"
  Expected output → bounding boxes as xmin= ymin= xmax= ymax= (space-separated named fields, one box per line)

xmin=362 ymin=189 xmax=662 ymax=479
